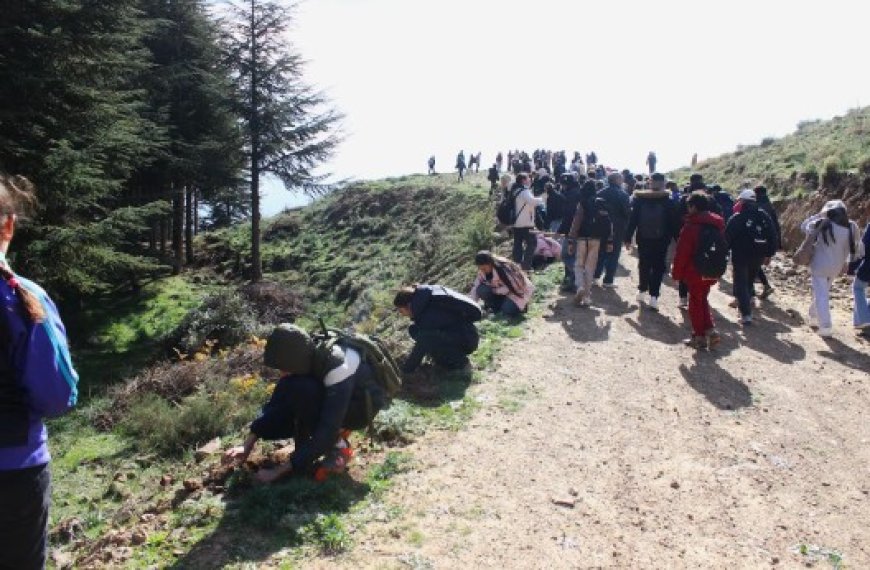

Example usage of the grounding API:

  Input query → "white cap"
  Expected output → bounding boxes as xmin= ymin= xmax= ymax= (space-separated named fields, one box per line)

xmin=821 ymin=199 xmax=846 ymax=213
xmin=738 ymin=189 xmax=756 ymax=201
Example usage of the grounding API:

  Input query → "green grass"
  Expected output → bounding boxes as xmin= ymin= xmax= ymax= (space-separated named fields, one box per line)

xmin=671 ymin=106 xmax=870 ymax=196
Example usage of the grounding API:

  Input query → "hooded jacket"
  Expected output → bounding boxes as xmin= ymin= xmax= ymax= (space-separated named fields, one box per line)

xmin=596 ymin=183 xmax=631 ymax=237
xmin=624 ymin=189 xmax=679 ymax=243
xmin=672 ymin=211 xmax=726 ymax=283
xmin=724 ymin=202 xmax=777 ymax=263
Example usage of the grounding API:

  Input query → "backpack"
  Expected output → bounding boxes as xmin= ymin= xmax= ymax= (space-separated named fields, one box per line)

xmin=581 ymin=196 xmax=612 ymax=239
xmin=693 ymin=223 xmax=729 ymax=278
xmin=425 ymin=284 xmax=483 ymax=322
xmin=637 ymin=201 xmax=666 ymax=240
xmin=744 ymin=210 xmax=771 ymax=257
xmin=496 ymin=188 xmax=525 ymax=226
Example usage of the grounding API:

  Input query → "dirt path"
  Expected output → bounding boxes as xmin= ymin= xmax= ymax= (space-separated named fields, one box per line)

xmin=317 ymin=256 xmax=870 ymax=569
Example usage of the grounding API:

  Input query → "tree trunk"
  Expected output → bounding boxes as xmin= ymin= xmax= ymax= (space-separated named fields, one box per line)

xmin=185 ymin=186 xmax=194 ymax=264
xmin=159 ymin=217 xmax=167 ymax=255
xmin=172 ymin=181 xmax=184 ymax=275
xmin=249 ymin=0 xmax=262 ymax=282
xmin=193 ymin=188 xmax=200 ymax=236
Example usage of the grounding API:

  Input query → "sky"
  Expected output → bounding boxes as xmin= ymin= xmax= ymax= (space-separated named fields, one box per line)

xmin=261 ymin=0 xmax=870 ymax=214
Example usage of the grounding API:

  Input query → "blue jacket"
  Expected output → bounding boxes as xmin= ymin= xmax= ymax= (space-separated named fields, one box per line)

xmin=0 ymin=274 xmax=78 ymax=471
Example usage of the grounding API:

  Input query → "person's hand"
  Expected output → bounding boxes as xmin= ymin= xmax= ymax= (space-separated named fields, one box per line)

xmin=254 ymin=464 xmax=291 ymax=484
xmin=222 ymin=446 xmax=249 ymax=465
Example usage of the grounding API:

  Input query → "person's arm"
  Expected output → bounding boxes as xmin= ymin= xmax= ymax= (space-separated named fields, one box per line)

xmin=624 ymin=201 xmax=640 ymax=245
xmin=224 ymin=432 xmax=258 ymax=464
xmin=567 ymin=202 xmax=583 ymax=239
xmin=672 ymin=227 xmax=692 ymax=281
xmin=801 ymin=214 xmax=821 ymax=234
xmin=401 ymin=341 xmax=427 ymax=374
xmin=468 ymin=272 xmax=483 ymax=300
xmin=16 ymin=285 xmax=78 ymax=418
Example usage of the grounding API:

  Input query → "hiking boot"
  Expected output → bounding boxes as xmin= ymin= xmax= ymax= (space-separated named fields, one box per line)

xmin=683 ymin=335 xmax=707 ymax=350
xmin=759 ymin=285 xmax=775 ymax=300
xmin=648 ymin=296 xmax=659 ymax=311
xmin=706 ymin=329 xmax=721 ymax=350
xmin=678 ymin=297 xmax=688 ymax=310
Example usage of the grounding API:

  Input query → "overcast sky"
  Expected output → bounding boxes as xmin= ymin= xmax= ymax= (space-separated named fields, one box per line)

xmin=262 ymin=0 xmax=870 ymax=214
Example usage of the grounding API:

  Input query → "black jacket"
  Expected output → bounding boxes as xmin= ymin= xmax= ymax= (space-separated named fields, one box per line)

xmin=624 ymin=190 xmax=680 ymax=243
xmin=756 ymin=195 xmax=782 ymax=250
xmin=725 ymin=203 xmax=777 ymax=263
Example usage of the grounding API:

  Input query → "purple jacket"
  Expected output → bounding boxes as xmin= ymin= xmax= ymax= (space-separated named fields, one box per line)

xmin=0 ymin=274 xmax=78 ymax=471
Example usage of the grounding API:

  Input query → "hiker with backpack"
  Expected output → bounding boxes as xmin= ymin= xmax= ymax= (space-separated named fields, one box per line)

xmin=852 ymin=223 xmax=870 ymax=332
xmin=646 ymin=151 xmax=657 ymax=174
xmin=456 ymin=151 xmax=466 ymax=181
xmin=725 ymin=189 xmax=777 ymax=326
xmin=393 ymin=284 xmax=481 ymax=372
xmin=624 ymin=173 xmax=680 ymax=310
xmin=224 ymin=323 xmax=395 ymax=483
xmin=568 ymin=180 xmax=614 ymax=306
xmin=799 ymin=201 xmax=863 ymax=337
xmin=753 ymin=185 xmax=781 ymax=300
xmin=470 ymin=250 xmax=535 ymax=316
xmin=672 ymin=191 xmax=726 ymax=349
xmin=428 ymin=155 xmax=436 ymax=175
xmin=487 ymin=164 xmax=500 ymax=195
xmin=710 ymin=185 xmax=735 ymax=222
xmin=557 ymin=173 xmax=585 ymax=292
xmin=593 ymin=172 xmax=631 ymax=288
xmin=0 ymin=174 xmax=79 ymax=568
xmin=509 ymin=173 xmax=547 ymax=270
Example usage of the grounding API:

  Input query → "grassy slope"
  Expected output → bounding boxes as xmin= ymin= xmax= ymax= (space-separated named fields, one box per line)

xmin=670 ymin=106 xmax=870 ymax=195
xmin=52 ymin=172 xmax=559 ymax=567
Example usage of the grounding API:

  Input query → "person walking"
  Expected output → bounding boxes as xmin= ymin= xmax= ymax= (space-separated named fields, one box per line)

xmin=428 ymin=155 xmax=436 ymax=175
xmin=672 ymin=192 xmax=726 ymax=349
xmin=724 ymin=189 xmax=776 ymax=325
xmin=456 ymin=151 xmax=466 ymax=181
xmin=568 ymin=181 xmax=613 ymax=306
xmin=852 ymin=223 xmax=870 ymax=331
xmin=753 ymin=185 xmax=781 ymax=299
xmin=646 ymin=151 xmax=657 ymax=174
xmin=511 ymin=173 xmax=546 ymax=270
xmin=556 ymin=173 xmax=584 ymax=291
xmin=624 ymin=173 xmax=679 ymax=310
xmin=593 ymin=172 xmax=631 ymax=288
xmin=801 ymin=200 xmax=863 ymax=337
xmin=0 ymin=174 xmax=79 ymax=569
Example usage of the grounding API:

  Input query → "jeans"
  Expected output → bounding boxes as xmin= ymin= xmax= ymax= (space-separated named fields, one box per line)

xmin=476 ymin=284 xmax=521 ymax=317
xmin=687 ymin=278 xmax=715 ymax=336
xmin=636 ymin=238 xmax=670 ymax=297
xmin=808 ymin=274 xmax=834 ymax=330
xmin=561 ymin=237 xmax=576 ymax=286
xmin=732 ymin=257 xmax=763 ymax=317
xmin=0 ymin=464 xmax=50 ymax=570
xmin=512 ymin=227 xmax=537 ymax=270
xmin=574 ymin=239 xmax=601 ymax=300
xmin=594 ymin=240 xmax=623 ymax=284
xmin=852 ymin=277 xmax=870 ymax=326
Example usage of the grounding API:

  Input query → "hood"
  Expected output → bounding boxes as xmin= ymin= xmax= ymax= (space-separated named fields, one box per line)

xmin=688 ymin=211 xmax=725 ymax=231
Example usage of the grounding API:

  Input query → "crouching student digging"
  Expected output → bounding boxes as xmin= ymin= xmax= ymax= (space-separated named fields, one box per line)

xmin=224 ymin=324 xmax=400 ymax=483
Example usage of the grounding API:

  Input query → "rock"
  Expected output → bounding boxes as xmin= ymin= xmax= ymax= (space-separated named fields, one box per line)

xmin=551 ymin=496 xmax=576 ymax=508
xmin=569 ymin=487 xmax=579 ymax=497
xmin=160 ymin=474 xmax=174 ymax=487
xmin=113 ymin=472 xmax=128 ymax=482
xmin=670 ymin=481 xmax=680 ymax=490
xmin=131 ymin=530 xmax=148 ymax=546
xmin=195 ymin=437 xmax=222 ymax=462
xmin=105 ymin=481 xmax=131 ymax=500
xmin=51 ymin=549 xmax=74 ymax=569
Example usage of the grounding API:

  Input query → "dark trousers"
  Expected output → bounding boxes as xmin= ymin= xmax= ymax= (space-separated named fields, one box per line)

xmin=756 ymin=268 xmax=770 ymax=288
xmin=636 ymin=238 xmax=670 ymax=297
xmin=511 ymin=227 xmax=537 ymax=270
xmin=679 ymin=280 xmax=689 ymax=299
xmin=732 ymin=257 xmax=764 ymax=317
xmin=0 ymin=464 xmax=50 ymax=570
xmin=594 ymin=239 xmax=623 ymax=284
xmin=409 ymin=326 xmax=477 ymax=369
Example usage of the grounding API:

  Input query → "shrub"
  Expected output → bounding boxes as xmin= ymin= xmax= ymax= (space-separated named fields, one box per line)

xmin=239 ymin=281 xmax=303 ymax=324
xmin=167 ymin=292 xmax=259 ymax=353
xmin=822 ymin=155 xmax=842 ymax=187
xmin=459 ymin=210 xmax=498 ymax=254
xmin=760 ymin=136 xmax=776 ymax=147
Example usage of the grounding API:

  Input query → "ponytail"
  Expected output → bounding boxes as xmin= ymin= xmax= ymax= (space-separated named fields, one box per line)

xmin=0 ymin=265 xmax=45 ymax=323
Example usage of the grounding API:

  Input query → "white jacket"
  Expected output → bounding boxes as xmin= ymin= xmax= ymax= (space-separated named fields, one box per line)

xmin=512 ymin=187 xmax=544 ymax=229
xmin=801 ymin=215 xmax=863 ymax=278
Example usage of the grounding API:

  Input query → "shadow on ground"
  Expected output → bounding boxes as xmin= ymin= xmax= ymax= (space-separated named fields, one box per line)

xmin=399 ymin=364 xmax=473 ymax=407
xmin=679 ymin=358 xmax=753 ymax=411
xmin=546 ymin=297 xmax=612 ymax=342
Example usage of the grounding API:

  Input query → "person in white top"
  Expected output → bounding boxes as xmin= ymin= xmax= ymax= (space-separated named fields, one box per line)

xmin=800 ymin=200 xmax=863 ymax=337
xmin=511 ymin=172 xmax=546 ymax=270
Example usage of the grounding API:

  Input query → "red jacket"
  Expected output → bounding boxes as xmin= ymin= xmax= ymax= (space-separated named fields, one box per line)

xmin=672 ymin=211 xmax=726 ymax=283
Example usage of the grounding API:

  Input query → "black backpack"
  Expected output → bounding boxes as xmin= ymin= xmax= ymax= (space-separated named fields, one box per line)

xmin=496 ymin=188 xmax=525 ymax=226
xmin=425 ymin=285 xmax=483 ymax=322
xmin=694 ymin=223 xmax=729 ymax=278
xmin=581 ymin=197 xmax=612 ymax=239
xmin=745 ymin=210 xmax=772 ymax=257
xmin=637 ymin=201 xmax=666 ymax=240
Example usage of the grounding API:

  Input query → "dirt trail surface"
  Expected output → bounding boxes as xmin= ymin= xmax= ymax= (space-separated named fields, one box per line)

xmin=319 ymin=256 xmax=870 ymax=569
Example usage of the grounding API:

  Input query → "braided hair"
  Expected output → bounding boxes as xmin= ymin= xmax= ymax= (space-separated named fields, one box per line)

xmin=0 ymin=173 xmax=44 ymax=323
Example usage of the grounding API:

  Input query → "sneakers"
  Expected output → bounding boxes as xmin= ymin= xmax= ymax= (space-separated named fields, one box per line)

xmin=759 ymin=285 xmax=775 ymax=300
xmin=574 ymin=293 xmax=590 ymax=307
xmin=678 ymin=297 xmax=688 ymax=310
xmin=706 ymin=329 xmax=721 ymax=350
xmin=592 ymin=278 xmax=601 ymax=288
xmin=683 ymin=335 xmax=706 ymax=349
xmin=602 ymin=282 xmax=617 ymax=289
xmin=741 ymin=315 xmax=752 ymax=326
xmin=636 ymin=291 xmax=646 ymax=304
xmin=314 ymin=432 xmax=353 ymax=482
xmin=818 ymin=327 xmax=833 ymax=338
xmin=648 ymin=296 xmax=659 ymax=311
xmin=854 ymin=322 xmax=870 ymax=330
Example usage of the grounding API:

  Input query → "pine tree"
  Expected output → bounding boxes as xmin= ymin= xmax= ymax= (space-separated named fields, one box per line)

xmin=220 ymin=0 xmax=342 ymax=281
xmin=0 ymin=1 xmax=162 ymax=299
